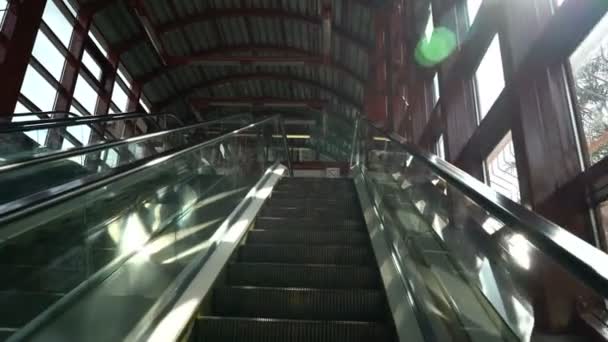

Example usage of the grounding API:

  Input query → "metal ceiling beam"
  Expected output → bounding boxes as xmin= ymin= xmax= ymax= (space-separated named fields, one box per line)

xmin=84 ymin=0 xmax=376 ymax=14
xmin=190 ymin=97 xmax=327 ymax=110
xmin=155 ymin=8 xmax=371 ymax=52
xmin=135 ymin=46 xmax=366 ymax=84
xmin=131 ymin=0 xmax=168 ymax=65
xmin=153 ymin=72 xmax=362 ymax=110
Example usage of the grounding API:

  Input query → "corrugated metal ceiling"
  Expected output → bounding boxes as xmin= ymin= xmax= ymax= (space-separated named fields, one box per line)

xmin=88 ymin=0 xmax=375 ymax=121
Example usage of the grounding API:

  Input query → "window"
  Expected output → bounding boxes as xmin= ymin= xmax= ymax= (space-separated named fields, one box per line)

xmin=1 ymin=0 xmax=8 ymax=28
xmin=424 ymin=4 xmax=434 ymax=44
xmin=570 ymin=12 xmax=608 ymax=166
xmin=82 ymin=50 xmax=102 ymax=81
xmin=13 ymin=103 xmax=48 ymax=146
xmin=467 ymin=0 xmax=483 ymax=27
xmin=433 ymin=73 xmax=440 ymax=106
xmin=20 ymin=65 xmax=57 ymax=110
xmin=73 ymin=74 xmax=98 ymax=114
xmin=485 ymin=132 xmax=521 ymax=202
xmin=67 ymin=124 xmax=91 ymax=145
xmin=139 ymin=98 xmax=151 ymax=113
xmin=112 ymin=82 xmax=130 ymax=112
xmin=435 ymin=134 xmax=446 ymax=159
xmin=598 ymin=201 xmax=608 ymax=248
xmin=555 ymin=0 xmax=566 ymax=7
xmin=475 ymin=35 xmax=505 ymax=121
xmin=31 ymin=31 xmax=66 ymax=80
xmin=42 ymin=0 xmax=73 ymax=48
xmin=89 ymin=30 xmax=108 ymax=57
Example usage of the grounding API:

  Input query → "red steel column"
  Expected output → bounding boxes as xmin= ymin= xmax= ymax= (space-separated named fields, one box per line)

xmin=54 ymin=9 xmax=93 ymax=112
xmin=0 ymin=0 xmax=47 ymax=116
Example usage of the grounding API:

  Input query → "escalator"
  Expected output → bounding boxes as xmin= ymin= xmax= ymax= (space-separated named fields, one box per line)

xmin=193 ymin=177 xmax=396 ymax=341
xmin=0 ymin=114 xmax=286 ymax=341
xmin=0 ymin=113 xmax=252 ymax=205
xmin=1 ymin=112 xmax=608 ymax=342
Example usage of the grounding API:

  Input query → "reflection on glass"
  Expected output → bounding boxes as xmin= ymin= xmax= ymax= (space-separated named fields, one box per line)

xmin=31 ymin=31 xmax=65 ymax=81
xmin=467 ymin=0 xmax=483 ymax=27
xmin=570 ymin=12 xmax=608 ymax=165
xmin=42 ymin=0 xmax=73 ymax=48
xmin=424 ymin=4 xmax=434 ymax=43
xmin=485 ymin=131 xmax=521 ymax=202
xmin=74 ymin=74 xmax=98 ymax=114
xmin=475 ymin=34 xmax=505 ymax=120
xmin=20 ymin=65 xmax=57 ymax=111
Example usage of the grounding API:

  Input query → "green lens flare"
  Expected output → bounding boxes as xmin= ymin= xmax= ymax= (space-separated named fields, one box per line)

xmin=415 ymin=27 xmax=457 ymax=67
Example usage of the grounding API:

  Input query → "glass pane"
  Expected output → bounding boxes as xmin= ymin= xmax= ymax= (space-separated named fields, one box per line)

xmin=20 ymin=64 xmax=57 ymax=111
xmin=117 ymin=65 xmax=131 ymax=89
xmin=62 ymin=0 xmax=77 ymax=18
xmin=139 ymin=98 xmax=150 ymax=113
xmin=82 ymin=50 xmax=102 ymax=81
xmin=31 ymin=30 xmax=65 ymax=81
xmin=74 ymin=74 xmax=98 ymax=114
xmin=69 ymin=105 xmax=84 ymax=116
xmin=433 ymin=73 xmax=440 ymax=106
xmin=67 ymin=124 xmax=91 ymax=145
xmin=0 ymin=116 xmax=282 ymax=340
xmin=467 ymin=0 xmax=483 ymax=27
xmin=61 ymin=136 xmax=75 ymax=150
xmin=475 ymin=34 xmax=505 ymax=120
xmin=88 ymin=30 xmax=108 ymax=57
xmin=1 ymin=0 xmax=7 ymax=28
xmin=485 ymin=131 xmax=521 ymax=202
xmin=599 ymin=200 xmax=608 ymax=248
xmin=42 ymin=0 xmax=73 ymax=48
xmin=570 ymin=12 xmax=608 ymax=165
xmin=435 ymin=134 xmax=445 ymax=159
xmin=424 ymin=4 xmax=434 ymax=43
xmin=11 ymin=113 xmax=49 ymax=147
xmin=112 ymin=82 xmax=129 ymax=112
xmin=356 ymin=122 xmax=608 ymax=341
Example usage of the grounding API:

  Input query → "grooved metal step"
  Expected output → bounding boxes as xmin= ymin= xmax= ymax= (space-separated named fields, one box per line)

xmin=194 ymin=316 xmax=395 ymax=342
xmin=227 ymin=263 xmax=381 ymax=289
xmin=259 ymin=207 xmax=361 ymax=220
xmin=238 ymin=244 xmax=374 ymax=265
xmin=247 ymin=230 xmax=368 ymax=246
xmin=255 ymin=217 xmax=365 ymax=231
xmin=213 ymin=287 xmax=388 ymax=321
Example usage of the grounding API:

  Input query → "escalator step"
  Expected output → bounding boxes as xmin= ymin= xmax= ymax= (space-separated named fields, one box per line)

xmin=227 ymin=263 xmax=381 ymax=289
xmin=255 ymin=217 xmax=365 ymax=231
xmin=247 ymin=230 xmax=368 ymax=246
xmin=238 ymin=245 xmax=374 ymax=265
xmin=194 ymin=316 xmax=395 ymax=342
xmin=259 ymin=207 xmax=361 ymax=220
xmin=212 ymin=287 xmax=388 ymax=321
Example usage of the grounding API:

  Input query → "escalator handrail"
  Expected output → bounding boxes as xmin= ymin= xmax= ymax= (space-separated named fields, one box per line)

xmin=0 ymin=111 xmax=184 ymax=133
xmin=358 ymin=118 xmax=608 ymax=298
xmin=0 ymin=113 xmax=253 ymax=174
xmin=0 ymin=115 xmax=288 ymax=227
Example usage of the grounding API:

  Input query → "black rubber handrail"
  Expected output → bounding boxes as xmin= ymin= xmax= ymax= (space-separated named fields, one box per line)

xmin=358 ymin=118 xmax=608 ymax=299
xmin=0 ymin=115 xmax=289 ymax=226
xmin=0 ymin=113 xmax=253 ymax=174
